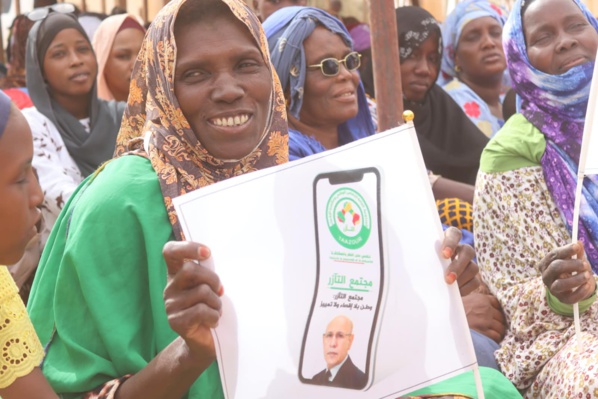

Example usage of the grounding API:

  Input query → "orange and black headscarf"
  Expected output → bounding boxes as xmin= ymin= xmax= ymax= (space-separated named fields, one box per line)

xmin=114 ymin=0 xmax=288 ymax=239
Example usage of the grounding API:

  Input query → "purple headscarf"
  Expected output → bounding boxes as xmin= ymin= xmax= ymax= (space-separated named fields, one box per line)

xmin=349 ymin=23 xmax=371 ymax=52
xmin=504 ymin=0 xmax=598 ymax=271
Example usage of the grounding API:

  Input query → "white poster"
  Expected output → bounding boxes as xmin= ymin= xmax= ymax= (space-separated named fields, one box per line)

xmin=174 ymin=123 xmax=478 ymax=399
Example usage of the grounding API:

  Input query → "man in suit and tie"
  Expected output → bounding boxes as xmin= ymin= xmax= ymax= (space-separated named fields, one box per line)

xmin=311 ymin=315 xmax=367 ymax=389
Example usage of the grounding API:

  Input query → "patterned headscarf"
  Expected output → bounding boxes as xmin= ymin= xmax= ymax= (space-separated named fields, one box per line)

xmin=440 ymin=0 xmax=508 ymax=82
xmin=397 ymin=6 xmax=442 ymax=64
xmin=504 ymin=0 xmax=598 ymax=271
xmin=114 ymin=0 xmax=288 ymax=240
xmin=263 ymin=6 xmax=374 ymax=150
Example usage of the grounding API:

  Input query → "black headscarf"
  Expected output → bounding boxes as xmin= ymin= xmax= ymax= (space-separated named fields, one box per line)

xmin=26 ymin=12 xmax=124 ymax=177
xmin=397 ymin=6 xmax=488 ymax=185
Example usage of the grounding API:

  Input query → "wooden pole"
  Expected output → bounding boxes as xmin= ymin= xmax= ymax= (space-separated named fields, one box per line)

xmin=369 ymin=0 xmax=404 ymax=131
xmin=143 ymin=0 xmax=148 ymax=22
xmin=0 ymin=15 xmax=4 ymax=63
xmin=15 ymin=0 xmax=21 ymax=16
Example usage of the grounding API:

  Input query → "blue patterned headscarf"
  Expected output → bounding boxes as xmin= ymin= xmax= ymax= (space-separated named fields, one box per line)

xmin=263 ymin=6 xmax=375 ymax=157
xmin=504 ymin=0 xmax=598 ymax=271
xmin=440 ymin=0 xmax=508 ymax=83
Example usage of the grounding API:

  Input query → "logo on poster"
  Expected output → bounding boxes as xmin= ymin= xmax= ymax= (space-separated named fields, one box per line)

xmin=326 ymin=187 xmax=371 ymax=249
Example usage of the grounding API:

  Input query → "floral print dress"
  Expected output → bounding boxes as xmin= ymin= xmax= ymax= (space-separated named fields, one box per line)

xmin=442 ymin=78 xmax=503 ymax=138
xmin=475 ymin=166 xmax=598 ymax=398
xmin=23 ymin=108 xmax=84 ymax=246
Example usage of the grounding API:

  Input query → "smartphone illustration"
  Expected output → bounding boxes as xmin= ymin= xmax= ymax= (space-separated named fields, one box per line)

xmin=298 ymin=167 xmax=384 ymax=391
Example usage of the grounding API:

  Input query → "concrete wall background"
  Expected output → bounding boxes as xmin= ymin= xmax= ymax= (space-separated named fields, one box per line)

xmin=6 ymin=0 xmax=598 ymax=25
xmin=2 ymin=0 xmax=598 ymax=61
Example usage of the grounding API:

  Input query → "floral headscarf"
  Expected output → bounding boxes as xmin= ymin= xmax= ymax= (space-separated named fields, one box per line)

xmin=397 ymin=6 xmax=442 ymax=64
xmin=504 ymin=0 xmax=598 ymax=271
xmin=114 ymin=0 xmax=288 ymax=240
xmin=440 ymin=0 xmax=508 ymax=82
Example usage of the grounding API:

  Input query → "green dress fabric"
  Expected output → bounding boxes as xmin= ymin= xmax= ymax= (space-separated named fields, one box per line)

xmin=408 ymin=367 xmax=522 ymax=398
xmin=26 ymin=156 xmax=521 ymax=398
xmin=479 ymin=113 xmax=545 ymax=174
xmin=27 ymin=155 xmax=223 ymax=399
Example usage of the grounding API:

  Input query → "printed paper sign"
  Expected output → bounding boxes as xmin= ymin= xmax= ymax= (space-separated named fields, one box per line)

xmin=299 ymin=168 xmax=383 ymax=391
xmin=174 ymin=123 xmax=479 ymax=399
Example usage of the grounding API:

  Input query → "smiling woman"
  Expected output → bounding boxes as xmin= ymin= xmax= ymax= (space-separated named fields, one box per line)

xmin=263 ymin=6 xmax=376 ymax=160
xmin=173 ymin=8 xmax=273 ymax=160
xmin=26 ymin=0 xmax=287 ymax=398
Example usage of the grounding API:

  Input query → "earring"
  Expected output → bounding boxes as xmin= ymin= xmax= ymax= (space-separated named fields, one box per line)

xmin=454 ymin=65 xmax=462 ymax=73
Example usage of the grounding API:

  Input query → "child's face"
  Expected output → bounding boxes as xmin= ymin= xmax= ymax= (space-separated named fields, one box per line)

xmin=0 ymin=109 xmax=43 ymax=265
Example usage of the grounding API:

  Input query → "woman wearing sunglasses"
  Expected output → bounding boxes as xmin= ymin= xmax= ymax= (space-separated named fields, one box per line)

xmin=23 ymin=9 xmax=125 ymax=255
xmin=263 ymin=6 xmax=376 ymax=160
xmin=263 ymin=7 xmax=523 ymax=398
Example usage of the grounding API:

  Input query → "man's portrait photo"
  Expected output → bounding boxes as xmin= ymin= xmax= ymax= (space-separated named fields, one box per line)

xmin=311 ymin=315 xmax=367 ymax=389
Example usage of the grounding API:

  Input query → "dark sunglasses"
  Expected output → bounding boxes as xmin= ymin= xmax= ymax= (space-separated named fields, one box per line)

xmin=307 ymin=51 xmax=361 ymax=77
xmin=27 ymin=3 xmax=76 ymax=22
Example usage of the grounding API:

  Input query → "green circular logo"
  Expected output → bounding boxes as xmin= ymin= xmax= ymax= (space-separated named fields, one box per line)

xmin=326 ymin=187 xmax=371 ymax=249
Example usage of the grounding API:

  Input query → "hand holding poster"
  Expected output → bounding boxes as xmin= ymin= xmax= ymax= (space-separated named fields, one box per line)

xmin=173 ymin=123 xmax=482 ymax=398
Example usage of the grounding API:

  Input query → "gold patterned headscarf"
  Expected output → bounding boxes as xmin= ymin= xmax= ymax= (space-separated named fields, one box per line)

xmin=114 ymin=0 xmax=288 ymax=240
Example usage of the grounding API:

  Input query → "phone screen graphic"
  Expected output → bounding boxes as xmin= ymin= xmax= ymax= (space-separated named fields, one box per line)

xmin=298 ymin=167 xmax=384 ymax=391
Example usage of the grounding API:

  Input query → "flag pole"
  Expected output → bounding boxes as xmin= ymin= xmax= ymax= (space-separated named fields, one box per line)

xmin=368 ymin=2 xmax=483 ymax=397
xmin=369 ymin=0 xmax=403 ymax=131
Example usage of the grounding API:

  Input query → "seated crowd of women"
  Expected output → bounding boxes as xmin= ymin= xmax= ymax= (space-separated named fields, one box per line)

xmin=1 ymin=0 xmax=598 ymax=398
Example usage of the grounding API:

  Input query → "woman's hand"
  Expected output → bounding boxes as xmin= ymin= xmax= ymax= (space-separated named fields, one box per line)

xmin=462 ymin=292 xmax=506 ymax=344
xmin=442 ymin=226 xmax=480 ymax=296
xmin=539 ymin=241 xmax=596 ymax=304
xmin=163 ymin=241 xmax=223 ymax=361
